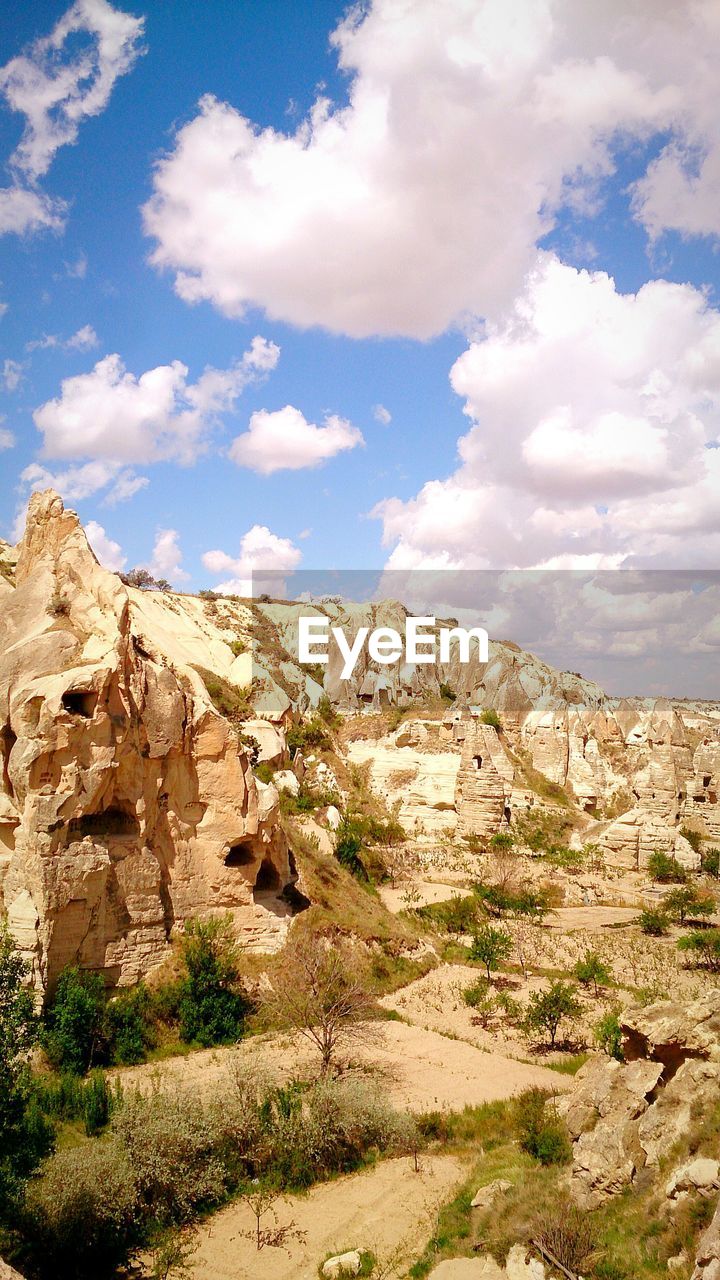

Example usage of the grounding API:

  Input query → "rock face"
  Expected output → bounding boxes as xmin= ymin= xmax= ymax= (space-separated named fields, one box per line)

xmin=560 ymin=991 xmax=720 ymax=1208
xmin=692 ymin=1196 xmax=720 ymax=1279
xmin=0 ymin=492 xmax=296 ymax=991
xmin=455 ymin=722 xmax=512 ymax=839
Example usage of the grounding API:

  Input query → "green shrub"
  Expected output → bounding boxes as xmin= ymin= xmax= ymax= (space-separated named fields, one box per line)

xmin=594 ymin=1008 xmax=624 ymax=1060
xmin=647 ymin=850 xmax=687 ymax=884
xmin=0 ymin=924 xmax=54 ymax=1218
xmin=417 ymin=894 xmax=479 ymax=934
xmin=523 ymin=980 xmax=581 ymax=1049
xmin=286 ymin=716 xmax=332 ymax=757
xmin=24 ymin=1137 xmax=138 ymax=1276
xmin=42 ymin=967 xmax=108 ymax=1074
xmin=480 ymin=708 xmax=502 ymax=729
xmin=573 ymin=949 xmax=611 ymax=996
xmin=638 ymin=906 xmax=670 ymax=936
xmin=105 ymin=984 xmax=155 ymax=1065
xmin=474 ymin=881 xmax=549 ymax=920
xmin=178 ymin=917 xmax=249 ymax=1047
xmin=469 ymin=924 xmax=513 ymax=980
xmin=545 ymin=845 xmax=586 ymax=874
xmin=677 ymin=928 xmax=720 ymax=971
xmin=514 ymin=1088 xmax=572 ymax=1165
xmin=664 ymin=884 xmax=715 ymax=925
xmin=439 ymin=682 xmax=456 ymax=702
xmin=680 ymin=825 xmax=702 ymax=854
xmin=702 ymin=847 xmax=720 ymax=879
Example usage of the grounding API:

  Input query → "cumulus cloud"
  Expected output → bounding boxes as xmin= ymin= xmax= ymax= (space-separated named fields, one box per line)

xmin=203 ymin=524 xmax=302 ymax=596
xmin=32 ymin=336 xmax=280 ymax=465
xmin=0 ymin=421 xmax=15 ymax=450
xmin=0 ymin=0 xmax=144 ymax=235
xmin=373 ymin=404 xmax=392 ymax=426
xmin=229 ymin=404 xmax=363 ymax=474
xmin=373 ymin=253 xmax=720 ymax=569
xmin=143 ymin=0 xmax=720 ymax=338
xmin=19 ymin=459 xmax=147 ymax=504
xmin=86 ymin=518 xmax=125 ymax=570
xmin=147 ymin=528 xmax=188 ymax=584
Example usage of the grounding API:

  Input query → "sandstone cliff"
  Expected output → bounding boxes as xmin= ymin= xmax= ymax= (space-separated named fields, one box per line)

xmin=0 ymin=492 xmax=296 ymax=991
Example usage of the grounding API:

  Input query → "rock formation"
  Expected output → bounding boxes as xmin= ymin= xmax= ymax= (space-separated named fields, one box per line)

xmin=0 ymin=492 xmax=298 ymax=992
xmin=559 ymin=991 xmax=720 ymax=1208
xmin=455 ymin=722 xmax=512 ymax=838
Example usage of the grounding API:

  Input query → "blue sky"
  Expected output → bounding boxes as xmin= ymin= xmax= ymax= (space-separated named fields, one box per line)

xmin=1 ymin=0 xmax=720 ymax=593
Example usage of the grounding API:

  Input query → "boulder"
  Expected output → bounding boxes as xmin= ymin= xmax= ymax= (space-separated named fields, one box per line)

xmin=505 ymin=1246 xmax=545 ymax=1279
xmin=0 ymin=1259 xmax=25 ymax=1279
xmin=666 ymin=1158 xmax=720 ymax=1200
xmin=325 ymin=804 xmax=342 ymax=831
xmin=471 ymin=1178 xmax=512 ymax=1209
xmin=321 ymin=1250 xmax=362 ymax=1278
xmin=273 ymin=770 xmax=300 ymax=797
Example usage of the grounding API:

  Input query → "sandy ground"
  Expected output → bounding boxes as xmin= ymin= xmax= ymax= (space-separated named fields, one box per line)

xmin=114 ymin=1017 xmax=564 ymax=1112
xmin=180 ymin=1154 xmax=466 ymax=1280
xmin=546 ymin=905 xmax=639 ymax=931
xmin=379 ymin=878 xmax=472 ymax=913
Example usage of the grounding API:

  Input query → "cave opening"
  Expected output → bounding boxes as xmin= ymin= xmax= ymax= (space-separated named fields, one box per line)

xmin=0 ymin=725 xmax=16 ymax=797
xmin=225 ymin=841 xmax=255 ymax=867
xmin=62 ymin=690 xmax=98 ymax=719
xmin=69 ymin=807 xmax=139 ymax=839
xmin=473 ymin=755 xmax=483 ymax=769
xmin=253 ymin=856 xmax=281 ymax=899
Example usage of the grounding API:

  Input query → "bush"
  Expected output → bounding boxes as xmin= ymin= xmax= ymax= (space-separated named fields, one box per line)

xmin=42 ymin=967 xmax=108 ymax=1074
xmin=533 ymin=1194 xmax=599 ymax=1271
xmin=0 ymin=925 xmax=54 ymax=1218
xmin=680 ymin=825 xmax=703 ymax=854
xmin=594 ymin=1008 xmax=624 ymax=1060
xmin=418 ymin=893 xmax=479 ymax=934
xmin=469 ymin=924 xmax=513 ymax=980
xmin=514 ymin=1088 xmax=572 ymax=1165
xmin=573 ymin=949 xmax=611 ymax=996
xmin=523 ymin=980 xmax=581 ymax=1049
xmin=105 ymin=985 xmax=155 ymax=1064
xmin=664 ymin=884 xmax=716 ymax=925
xmin=24 ymin=1138 xmax=138 ymax=1276
xmin=439 ymin=682 xmax=456 ymax=702
xmin=480 ymin=708 xmax=502 ymax=729
xmin=638 ymin=906 xmax=670 ymax=936
xmin=702 ymin=847 xmax=720 ymax=879
xmin=178 ymin=917 xmax=249 ymax=1047
xmin=545 ymin=845 xmax=586 ymax=874
xmin=286 ymin=716 xmax=332 ymax=757
xmin=474 ymin=882 xmax=549 ymax=921
xmin=677 ymin=928 xmax=720 ymax=971
xmin=647 ymin=850 xmax=687 ymax=884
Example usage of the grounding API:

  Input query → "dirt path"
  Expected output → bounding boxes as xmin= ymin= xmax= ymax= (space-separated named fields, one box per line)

xmin=546 ymin=905 xmax=639 ymax=931
xmin=114 ymin=1018 xmax=564 ymax=1112
xmin=181 ymin=1154 xmax=466 ymax=1280
xmin=379 ymin=878 xmax=472 ymax=913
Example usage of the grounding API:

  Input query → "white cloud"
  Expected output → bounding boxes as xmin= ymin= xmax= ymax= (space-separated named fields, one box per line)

xmin=1 ymin=0 xmax=144 ymax=181
xmin=0 ymin=184 xmax=64 ymax=237
xmin=203 ymin=524 xmax=302 ymax=596
xmin=143 ymin=0 xmax=720 ymax=338
xmin=373 ymin=253 xmax=720 ymax=569
xmin=86 ymin=518 xmax=125 ymax=570
xmin=27 ymin=324 xmax=99 ymax=352
xmin=373 ymin=404 xmax=392 ymax=426
xmin=2 ymin=359 xmax=24 ymax=391
xmin=19 ymin=459 xmax=147 ymax=504
xmin=147 ymin=528 xmax=188 ymax=584
xmin=0 ymin=0 xmax=144 ymax=236
xmin=63 ymin=251 xmax=87 ymax=279
xmin=0 ymin=421 xmax=14 ymax=450
xmin=32 ymin=336 xmax=279 ymax=465
xmin=229 ymin=404 xmax=363 ymax=474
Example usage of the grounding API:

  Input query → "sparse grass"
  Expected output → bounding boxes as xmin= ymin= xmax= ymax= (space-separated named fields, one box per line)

xmin=194 ymin=667 xmax=254 ymax=724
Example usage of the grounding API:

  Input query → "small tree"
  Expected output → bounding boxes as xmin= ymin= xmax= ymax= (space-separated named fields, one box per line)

xmin=594 ymin=1008 xmax=624 ymax=1060
xmin=178 ymin=916 xmax=248 ymax=1047
xmin=524 ymin=981 xmax=581 ymax=1049
xmin=638 ymin=907 xmax=669 ymax=936
xmin=469 ymin=924 xmax=513 ymax=981
xmin=664 ymin=885 xmax=716 ymax=926
xmin=647 ymin=851 xmax=687 ymax=884
xmin=701 ymin=848 xmax=720 ymax=879
xmin=677 ymin=929 xmax=720 ymax=971
xmin=259 ymin=932 xmax=381 ymax=1075
xmin=0 ymin=924 xmax=54 ymax=1216
xmin=573 ymin=949 xmax=611 ymax=997
xmin=43 ymin=966 xmax=108 ymax=1073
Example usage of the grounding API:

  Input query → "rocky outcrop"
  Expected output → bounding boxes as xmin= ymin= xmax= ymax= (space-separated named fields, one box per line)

xmin=560 ymin=991 xmax=720 ymax=1208
xmin=455 ymin=723 xmax=513 ymax=839
xmin=692 ymin=1196 xmax=720 ymax=1279
xmin=0 ymin=492 xmax=298 ymax=991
